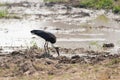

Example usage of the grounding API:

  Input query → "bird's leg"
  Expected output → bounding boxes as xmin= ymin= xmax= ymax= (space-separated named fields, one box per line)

xmin=51 ymin=44 xmax=60 ymax=56
xmin=44 ymin=41 xmax=47 ymax=54
xmin=46 ymin=42 xmax=50 ymax=54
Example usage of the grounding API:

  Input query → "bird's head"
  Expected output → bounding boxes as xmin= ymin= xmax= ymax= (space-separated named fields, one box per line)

xmin=31 ymin=30 xmax=36 ymax=34
xmin=31 ymin=30 xmax=40 ymax=35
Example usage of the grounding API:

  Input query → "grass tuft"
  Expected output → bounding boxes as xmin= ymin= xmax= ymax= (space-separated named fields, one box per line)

xmin=44 ymin=0 xmax=120 ymax=14
xmin=0 ymin=10 xmax=8 ymax=18
xmin=113 ymin=5 xmax=120 ymax=14
xmin=0 ymin=10 xmax=21 ymax=19
xmin=80 ymin=0 xmax=113 ymax=9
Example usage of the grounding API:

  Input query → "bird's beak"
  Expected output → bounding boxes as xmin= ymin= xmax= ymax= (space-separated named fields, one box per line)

xmin=55 ymin=47 xmax=60 ymax=56
xmin=51 ymin=44 xmax=60 ymax=56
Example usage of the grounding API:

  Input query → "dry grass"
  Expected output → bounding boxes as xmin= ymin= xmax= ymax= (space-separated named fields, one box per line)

xmin=0 ymin=60 xmax=119 ymax=80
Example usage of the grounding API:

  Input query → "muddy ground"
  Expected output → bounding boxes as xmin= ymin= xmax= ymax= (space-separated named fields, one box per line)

xmin=0 ymin=0 xmax=120 ymax=80
xmin=0 ymin=47 xmax=120 ymax=80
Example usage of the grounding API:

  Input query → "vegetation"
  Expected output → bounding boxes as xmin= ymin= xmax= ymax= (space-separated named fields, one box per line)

xmin=80 ymin=0 xmax=113 ymax=9
xmin=30 ymin=40 xmax=39 ymax=49
xmin=0 ymin=10 xmax=8 ymax=18
xmin=44 ymin=0 xmax=120 ymax=14
xmin=0 ymin=3 xmax=8 ymax=6
xmin=0 ymin=10 xmax=21 ymax=19
xmin=89 ymin=41 xmax=101 ymax=49
xmin=113 ymin=5 xmax=120 ymax=13
xmin=80 ymin=0 xmax=120 ymax=13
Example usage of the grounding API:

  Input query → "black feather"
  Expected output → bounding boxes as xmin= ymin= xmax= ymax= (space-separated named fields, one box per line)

xmin=31 ymin=30 xmax=56 ymax=43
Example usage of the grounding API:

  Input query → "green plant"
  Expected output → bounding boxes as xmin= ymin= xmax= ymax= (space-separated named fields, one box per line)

xmin=80 ymin=0 xmax=113 ymax=9
xmin=113 ymin=5 xmax=120 ymax=13
xmin=0 ymin=3 xmax=8 ymax=6
xmin=0 ymin=10 xmax=8 ymax=18
xmin=30 ymin=40 xmax=39 ymax=49
xmin=97 ymin=0 xmax=113 ymax=9
xmin=0 ymin=10 xmax=21 ymax=19
xmin=80 ymin=0 xmax=95 ymax=8
xmin=89 ymin=41 xmax=101 ymax=49
xmin=89 ymin=41 xmax=98 ymax=46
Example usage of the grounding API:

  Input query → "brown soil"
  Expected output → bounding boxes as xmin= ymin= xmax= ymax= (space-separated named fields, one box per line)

xmin=0 ymin=47 xmax=120 ymax=80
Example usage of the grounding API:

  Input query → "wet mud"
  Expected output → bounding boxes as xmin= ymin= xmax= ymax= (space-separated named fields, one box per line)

xmin=0 ymin=47 xmax=120 ymax=77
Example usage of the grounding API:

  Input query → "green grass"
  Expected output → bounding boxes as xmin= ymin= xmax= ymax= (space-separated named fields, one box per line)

xmin=80 ymin=0 xmax=113 ymax=9
xmin=0 ymin=10 xmax=21 ymax=19
xmin=89 ymin=41 xmax=101 ymax=48
xmin=113 ymin=5 xmax=120 ymax=13
xmin=44 ymin=0 xmax=120 ymax=14
xmin=80 ymin=0 xmax=120 ymax=13
xmin=0 ymin=3 xmax=8 ymax=6
xmin=0 ymin=10 xmax=8 ymax=18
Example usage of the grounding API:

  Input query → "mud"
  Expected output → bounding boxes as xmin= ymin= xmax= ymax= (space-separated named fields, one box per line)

xmin=0 ymin=48 xmax=119 ymax=77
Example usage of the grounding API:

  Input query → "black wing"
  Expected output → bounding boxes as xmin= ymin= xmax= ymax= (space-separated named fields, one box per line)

xmin=31 ymin=30 xmax=56 ymax=43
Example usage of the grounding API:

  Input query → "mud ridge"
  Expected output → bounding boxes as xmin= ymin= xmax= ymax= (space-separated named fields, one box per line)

xmin=0 ymin=48 xmax=120 ymax=76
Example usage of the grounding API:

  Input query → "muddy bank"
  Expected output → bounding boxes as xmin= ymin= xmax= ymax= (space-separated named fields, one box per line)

xmin=0 ymin=48 xmax=119 ymax=78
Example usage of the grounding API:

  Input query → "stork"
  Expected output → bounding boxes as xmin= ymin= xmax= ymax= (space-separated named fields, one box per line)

xmin=31 ymin=30 xmax=59 ymax=56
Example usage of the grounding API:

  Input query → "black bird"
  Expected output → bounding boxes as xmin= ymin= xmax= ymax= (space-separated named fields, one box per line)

xmin=31 ymin=30 xmax=59 ymax=56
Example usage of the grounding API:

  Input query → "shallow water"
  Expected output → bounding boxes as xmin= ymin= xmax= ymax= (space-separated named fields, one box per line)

xmin=42 ymin=21 xmax=120 ymax=49
xmin=0 ymin=1 xmax=120 ymax=54
xmin=0 ymin=20 xmax=120 ymax=50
